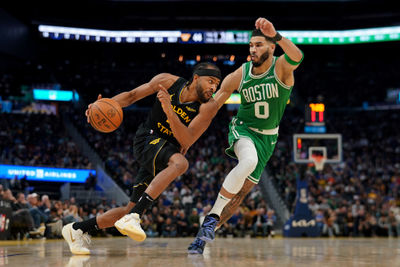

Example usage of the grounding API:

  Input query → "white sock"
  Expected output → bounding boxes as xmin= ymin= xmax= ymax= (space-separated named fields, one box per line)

xmin=209 ymin=193 xmax=231 ymax=217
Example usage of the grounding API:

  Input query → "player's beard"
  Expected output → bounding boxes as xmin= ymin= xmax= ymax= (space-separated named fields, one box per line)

xmin=252 ymin=49 xmax=270 ymax=67
xmin=196 ymin=83 xmax=210 ymax=103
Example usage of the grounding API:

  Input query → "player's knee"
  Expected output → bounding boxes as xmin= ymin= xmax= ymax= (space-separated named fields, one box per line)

xmin=239 ymin=155 xmax=258 ymax=172
xmin=177 ymin=157 xmax=189 ymax=174
xmin=170 ymin=154 xmax=189 ymax=174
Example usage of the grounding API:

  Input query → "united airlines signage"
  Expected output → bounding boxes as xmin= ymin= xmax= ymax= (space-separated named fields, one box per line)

xmin=0 ymin=165 xmax=95 ymax=183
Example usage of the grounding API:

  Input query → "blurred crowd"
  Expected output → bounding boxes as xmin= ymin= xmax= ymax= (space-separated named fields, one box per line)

xmin=0 ymin=108 xmax=276 ymax=240
xmin=0 ymin=113 xmax=91 ymax=169
xmin=270 ymin=109 xmax=400 ymax=237
xmin=0 ymin=184 xmax=118 ymax=239
xmin=1 ymin=48 xmax=399 ymax=240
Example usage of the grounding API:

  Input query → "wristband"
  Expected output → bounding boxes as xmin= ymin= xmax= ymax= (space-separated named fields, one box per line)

xmin=271 ymin=32 xmax=282 ymax=43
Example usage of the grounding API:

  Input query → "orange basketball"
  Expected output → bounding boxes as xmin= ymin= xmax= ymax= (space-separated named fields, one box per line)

xmin=89 ymin=98 xmax=123 ymax=133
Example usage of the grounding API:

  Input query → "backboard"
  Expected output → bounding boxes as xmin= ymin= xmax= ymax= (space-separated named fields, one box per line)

xmin=293 ymin=133 xmax=342 ymax=164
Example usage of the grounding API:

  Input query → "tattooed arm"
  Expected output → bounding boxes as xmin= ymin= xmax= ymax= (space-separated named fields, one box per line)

xmin=217 ymin=179 xmax=256 ymax=227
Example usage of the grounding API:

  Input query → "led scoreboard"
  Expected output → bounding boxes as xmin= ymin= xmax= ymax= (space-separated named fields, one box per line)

xmin=304 ymin=103 xmax=326 ymax=133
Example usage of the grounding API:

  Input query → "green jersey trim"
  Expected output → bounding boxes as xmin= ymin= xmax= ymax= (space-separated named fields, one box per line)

xmin=237 ymin=65 xmax=246 ymax=93
xmin=248 ymin=57 xmax=276 ymax=79
xmin=247 ymin=175 xmax=258 ymax=184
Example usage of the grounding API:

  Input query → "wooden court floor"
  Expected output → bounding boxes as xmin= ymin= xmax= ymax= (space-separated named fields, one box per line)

xmin=0 ymin=237 xmax=399 ymax=267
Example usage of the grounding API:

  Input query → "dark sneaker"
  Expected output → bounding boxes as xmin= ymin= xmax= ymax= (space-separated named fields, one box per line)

xmin=187 ymin=237 xmax=206 ymax=254
xmin=197 ymin=215 xmax=219 ymax=243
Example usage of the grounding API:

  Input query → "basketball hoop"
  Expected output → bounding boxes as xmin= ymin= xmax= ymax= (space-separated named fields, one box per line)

xmin=311 ymin=155 xmax=326 ymax=171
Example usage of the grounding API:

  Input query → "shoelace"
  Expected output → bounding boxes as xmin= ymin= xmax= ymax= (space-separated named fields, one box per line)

xmin=123 ymin=214 xmax=133 ymax=222
xmin=203 ymin=217 xmax=217 ymax=230
xmin=194 ymin=238 xmax=205 ymax=247
xmin=126 ymin=213 xmax=142 ymax=225
xmin=82 ymin=233 xmax=92 ymax=246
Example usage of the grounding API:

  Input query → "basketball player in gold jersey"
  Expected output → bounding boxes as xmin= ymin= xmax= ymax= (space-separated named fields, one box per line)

xmin=62 ymin=62 xmax=221 ymax=254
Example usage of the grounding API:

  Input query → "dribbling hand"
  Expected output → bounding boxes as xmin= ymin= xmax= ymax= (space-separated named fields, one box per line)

xmin=85 ymin=94 xmax=102 ymax=123
xmin=255 ymin=17 xmax=277 ymax=38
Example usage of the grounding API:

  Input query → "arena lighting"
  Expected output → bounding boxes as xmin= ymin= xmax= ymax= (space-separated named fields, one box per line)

xmin=280 ymin=26 xmax=400 ymax=45
xmin=33 ymin=89 xmax=79 ymax=101
xmin=211 ymin=93 xmax=241 ymax=104
xmin=225 ymin=93 xmax=241 ymax=104
xmin=38 ymin=24 xmax=400 ymax=45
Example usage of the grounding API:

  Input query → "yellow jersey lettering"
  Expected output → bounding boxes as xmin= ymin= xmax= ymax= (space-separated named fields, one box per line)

xmin=171 ymin=105 xmax=192 ymax=124
xmin=149 ymin=138 xmax=160 ymax=145
xmin=157 ymin=122 xmax=173 ymax=136
xmin=186 ymin=106 xmax=196 ymax=112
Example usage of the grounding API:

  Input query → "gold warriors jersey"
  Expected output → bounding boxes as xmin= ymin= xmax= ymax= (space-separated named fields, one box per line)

xmin=143 ymin=77 xmax=201 ymax=147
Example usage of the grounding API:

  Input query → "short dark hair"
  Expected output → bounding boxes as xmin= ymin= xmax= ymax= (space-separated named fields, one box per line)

xmin=251 ymin=29 xmax=275 ymax=43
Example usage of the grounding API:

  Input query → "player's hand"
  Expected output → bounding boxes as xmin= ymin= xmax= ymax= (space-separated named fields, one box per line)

xmin=255 ymin=17 xmax=277 ymax=38
xmin=157 ymin=84 xmax=172 ymax=115
xmin=85 ymin=94 xmax=102 ymax=123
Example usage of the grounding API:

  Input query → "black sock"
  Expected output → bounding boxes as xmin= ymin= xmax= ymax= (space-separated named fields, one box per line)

xmin=73 ymin=217 xmax=99 ymax=233
xmin=131 ymin=193 xmax=154 ymax=216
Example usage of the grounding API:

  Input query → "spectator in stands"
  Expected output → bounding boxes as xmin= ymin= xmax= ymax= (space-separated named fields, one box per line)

xmin=85 ymin=171 xmax=97 ymax=190
xmin=343 ymin=210 xmax=355 ymax=237
xmin=388 ymin=201 xmax=400 ymax=236
xmin=377 ymin=213 xmax=389 ymax=236
xmin=40 ymin=194 xmax=51 ymax=217
xmin=46 ymin=206 xmax=63 ymax=238
xmin=176 ymin=210 xmax=189 ymax=237
xmin=161 ymin=217 xmax=177 ymax=237
xmin=322 ymin=208 xmax=340 ymax=237
xmin=188 ymin=208 xmax=200 ymax=236
xmin=182 ymin=191 xmax=194 ymax=216
xmin=387 ymin=210 xmax=398 ymax=237
xmin=5 ymin=191 xmax=35 ymax=238
xmin=359 ymin=212 xmax=378 ymax=237
xmin=143 ymin=213 xmax=159 ymax=238
xmin=265 ymin=209 xmax=276 ymax=237
xmin=252 ymin=207 xmax=268 ymax=237
xmin=27 ymin=193 xmax=47 ymax=234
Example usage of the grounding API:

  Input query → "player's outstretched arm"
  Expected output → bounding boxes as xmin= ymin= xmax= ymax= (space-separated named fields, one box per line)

xmin=255 ymin=17 xmax=303 ymax=69
xmin=255 ymin=17 xmax=303 ymax=87
xmin=213 ymin=67 xmax=242 ymax=109
xmin=84 ymin=73 xmax=178 ymax=123
xmin=112 ymin=73 xmax=179 ymax=107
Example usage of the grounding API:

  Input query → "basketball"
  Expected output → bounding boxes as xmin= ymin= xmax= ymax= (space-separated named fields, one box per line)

xmin=89 ymin=98 xmax=123 ymax=133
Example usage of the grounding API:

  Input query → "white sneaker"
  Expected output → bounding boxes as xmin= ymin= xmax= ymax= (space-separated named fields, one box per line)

xmin=62 ymin=223 xmax=91 ymax=255
xmin=114 ymin=213 xmax=146 ymax=242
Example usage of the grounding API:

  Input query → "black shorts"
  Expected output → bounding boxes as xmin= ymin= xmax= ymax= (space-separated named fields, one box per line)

xmin=130 ymin=125 xmax=180 ymax=203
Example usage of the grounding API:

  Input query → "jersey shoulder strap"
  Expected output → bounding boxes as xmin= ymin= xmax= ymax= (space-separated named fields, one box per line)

xmin=237 ymin=62 xmax=251 ymax=93
xmin=168 ymin=77 xmax=188 ymax=95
